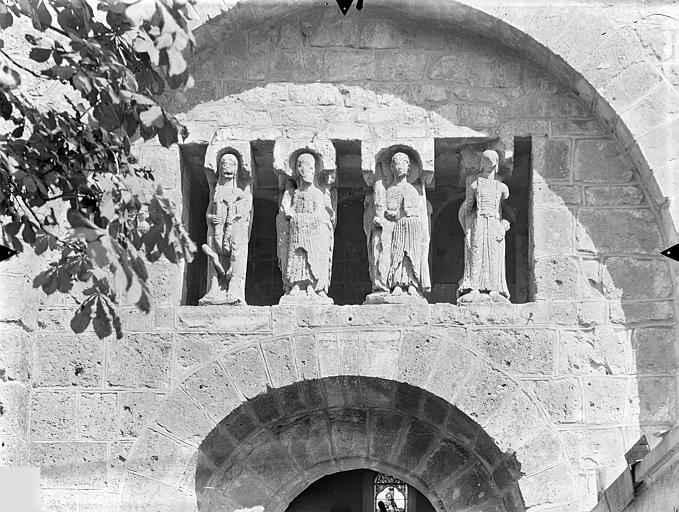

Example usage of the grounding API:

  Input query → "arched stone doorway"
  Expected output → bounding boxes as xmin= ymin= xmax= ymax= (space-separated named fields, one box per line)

xmin=195 ymin=377 xmax=524 ymax=512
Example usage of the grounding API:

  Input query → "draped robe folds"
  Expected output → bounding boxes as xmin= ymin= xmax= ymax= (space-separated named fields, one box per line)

xmin=458 ymin=176 xmax=510 ymax=298
xmin=385 ymin=180 xmax=431 ymax=292
xmin=286 ymin=186 xmax=333 ymax=292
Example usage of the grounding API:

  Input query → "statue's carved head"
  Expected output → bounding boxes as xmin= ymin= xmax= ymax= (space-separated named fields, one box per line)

xmin=219 ymin=153 xmax=239 ymax=180
xmin=296 ymin=152 xmax=316 ymax=184
xmin=480 ymin=150 xmax=499 ymax=176
xmin=390 ymin=152 xmax=410 ymax=179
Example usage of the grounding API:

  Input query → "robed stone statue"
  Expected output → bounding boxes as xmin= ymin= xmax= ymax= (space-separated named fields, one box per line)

xmin=277 ymin=151 xmax=336 ymax=304
xmin=457 ymin=149 xmax=510 ymax=303
xmin=200 ymin=152 xmax=253 ymax=305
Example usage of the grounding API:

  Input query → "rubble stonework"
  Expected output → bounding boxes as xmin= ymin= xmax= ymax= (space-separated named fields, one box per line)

xmin=0 ymin=2 xmax=678 ymax=512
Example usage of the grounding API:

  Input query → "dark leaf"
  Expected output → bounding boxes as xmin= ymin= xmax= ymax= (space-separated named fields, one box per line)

xmin=22 ymin=222 xmax=35 ymax=244
xmin=137 ymin=287 xmax=151 ymax=313
xmin=70 ymin=300 xmax=92 ymax=333
xmin=92 ymin=297 xmax=112 ymax=338
xmin=29 ymin=47 xmax=51 ymax=63
xmin=0 ymin=12 xmax=12 ymax=29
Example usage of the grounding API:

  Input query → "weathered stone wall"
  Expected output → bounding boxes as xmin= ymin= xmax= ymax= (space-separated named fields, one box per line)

xmin=1 ymin=3 xmax=678 ymax=512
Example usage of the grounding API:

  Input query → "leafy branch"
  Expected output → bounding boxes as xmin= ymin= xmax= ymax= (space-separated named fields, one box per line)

xmin=0 ymin=0 xmax=198 ymax=339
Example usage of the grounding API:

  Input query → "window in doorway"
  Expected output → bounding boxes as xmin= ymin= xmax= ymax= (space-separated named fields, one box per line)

xmin=374 ymin=473 xmax=407 ymax=512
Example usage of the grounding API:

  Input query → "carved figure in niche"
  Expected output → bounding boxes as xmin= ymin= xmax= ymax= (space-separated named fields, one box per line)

xmin=363 ymin=192 xmax=390 ymax=294
xmin=278 ymin=152 xmax=336 ymax=304
xmin=457 ymin=149 xmax=510 ymax=303
xmin=370 ymin=152 xmax=431 ymax=301
xmin=200 ymin=152 xmax=253 ymax=305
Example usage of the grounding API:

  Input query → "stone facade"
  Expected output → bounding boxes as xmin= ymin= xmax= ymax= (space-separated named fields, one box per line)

xmin=1 ymin=2 xmax=679 ymax=512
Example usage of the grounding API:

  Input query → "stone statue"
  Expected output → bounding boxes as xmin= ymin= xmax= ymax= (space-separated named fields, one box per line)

xmin=278 ymin=152 xmax=336 ymax=304
xmin=363 ymin=189 xmax=390 ymax=294
xmin=200 ymin=152 xmax=253 ymax=305
xmin=368 ymin=152 xmax=430 ymax=302
xmin=457 ymin=149 xmax=510 ymax=303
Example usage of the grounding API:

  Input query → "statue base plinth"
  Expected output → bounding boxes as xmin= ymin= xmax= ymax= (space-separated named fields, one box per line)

xmin=456 ymin=290 xmax=510 ymax=305
xmin=198 ymin=296 xmax=247 ymax=306
xmin=363 ymin=291 xmax=428 ymax=305
xmin=279 ymin=294 xmax=334 ymax=306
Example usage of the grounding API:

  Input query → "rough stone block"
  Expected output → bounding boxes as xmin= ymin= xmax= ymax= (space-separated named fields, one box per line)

xmin=181 ymin=362 xmax=243 ymax=424
xmin=119 ymin=472 xmax=195 ymax=512
xmin=635 ymin=376 xmax=676 ymax=423
xmin=375 ymin=51 xmax=427 ymax=81
xmin=357 ymin=330 xmax=401 ymax=380
xmin=637 ymin=117 xmax=679 ymax=171
xmin=176 ymin=306 xmax=270 ymax=332
xmin=455 ymin=364 xmax=518 ymax=424
xmin=548 ymin=301 xmax=607 ymax=327
xmin=437 ymin=462 xmax=495 ymax=509
xmin=584 ymin=185 xmax=643 ymax=206
xmin=458 ymin=104 xmax=499 ymax=127
xmin=221 ymin=345 xmax=269 ymax=399
xmin=31 ymin=442 xmax=107 ymax=488
xmin=574 ymin=139 xmax=634 ymax=183
xmin=610 ymin=300 xmax=674 ymax=324
xmin=261 ymin=337 xmax=297 ymax=388
xmin=583 ymin=377 xmax=628 ymax=424
xmin=0 ymin=382 xmax=28 ymax=437
xmin=418 ymin=438 xmax=470 ymax=488
xmin=472 ymin=328 xmax=554 ymax=375
xmin=533 ymin=208 xmax=573 ymax=257
xmin=534 ymin=138 xmax=571 ymax=181
xmin=126 ymin=429 xmax=196 ymax=485
xmin=621 ymin=82 xmax=679 ymax=136
xmin=33 ymin=334 xmax=103 ymax=388
xmin=576 ymin=209 xmax=662 ymax=255
xmin=328 ymin=408 xmax=368 ymax=459
xmin=561 ymin=427 xmax=626 ymax=473
xmin=296 ymin=304 xmax=428 ymax=328
xmin=269 ymin=51 xmax=323 ymax=81
xmin=175 ymin=332 xmax=243 ymax=375
xmin=514 ymin=427 xmax=564 ymax=475
xmin=601 ymin=257 xmax=672 ymax=300
xmin=394 ymin=416 xmax=438 ymax=469
xmin=291 ymin=334 xmax=319 ymax=380
xmin=558 ymin=328 xmax=632 ymax=375
xmin=324 ymin=51 xmax=375 ymax=81
xmin=108 ymin=440 xmax=134 ymax=490
xmin=551 ymin=118 xmax=605 ymax=137
xmin=519 ymin=463 xmax=576 ymax=507
xmin=369 ymin=409 xmax=405 ymax=462
xmin=533 ymin=182 xmax=582 ymax=206
xmin=155 ymin=391 xmax=214 ymax=445
xmin=118 ymin=392 xmax=163 ymax=438
xmin=396 ymin=331 xmax=445 ymax=386
xmin=306 ymin=16 xmax=359 ymax=47
xmin=631 ymin=327 xmax=676 ymax=374
xmin=107 ymin=334 xmax=172 ymax=389
xmin=428 ymin=55 xmax=466 ymax=81
xmin=482 ymin=389 xmax=546 ymax=452
xmin=526 ymin=379 xmax=583 ymax=423
xmin=31 ymin=391 xmax=77 ymax=441
xmin=533 ymin=256 xmax=582 ymax=300
xmin=0 ymin=434 xmax=27 ymax=466
xmin=0 ymin=324 xmax=30 ymax=382
xmin=426 ymin=342 xmax=477 ymax=404
xmin=602 ymin=62 xmax=664 ymax=110
xmin=78 ymin=392 xmax=118 ymax=440
xmin=467 ymin=56 xmax=522 ymax=88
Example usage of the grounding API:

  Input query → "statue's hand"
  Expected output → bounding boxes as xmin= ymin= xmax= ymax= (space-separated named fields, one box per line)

xmin=207 ymin=214 xmax=219 ymax=224
xmin=372 ymin=216 xmax=383 ymax=227
xmin=502 ymin=219 xmax=510 ymax=231
xmin=385 ymin=210 xmax=397 ymax=222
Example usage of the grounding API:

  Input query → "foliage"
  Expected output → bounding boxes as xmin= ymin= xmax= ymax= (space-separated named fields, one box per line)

xmin=0 ymin=0 xmax=197 ymax=338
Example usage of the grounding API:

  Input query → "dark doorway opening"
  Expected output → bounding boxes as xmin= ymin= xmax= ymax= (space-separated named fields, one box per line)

xmin=285 ymin=470 xmax=435 ymax=512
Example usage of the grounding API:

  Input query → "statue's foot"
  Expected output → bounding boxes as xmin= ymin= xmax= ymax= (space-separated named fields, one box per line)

xmin=306 ymin=284 xmax=316 ymax=297
xmin=407 ymin=285 xmax=418 ymax=296
xmin=391 ymin=286 xmax=403 ymax=296
xmin=317 ymin=290 xmax=329 ymax=299
xmin=289 ymin=284 xmax=302 ymax=296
